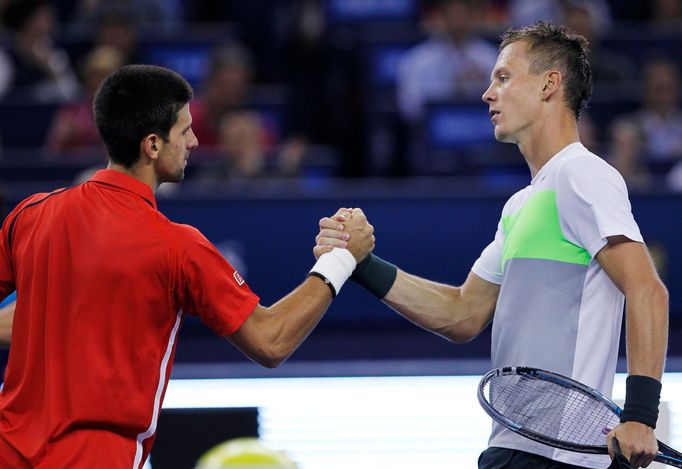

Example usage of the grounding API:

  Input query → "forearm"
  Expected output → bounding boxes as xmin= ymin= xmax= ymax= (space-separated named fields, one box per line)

xmin=625 ymin=279 xmax=669 ymax=379
xmin=384 ymin=270 xmax=495 ymax=343
xmin=233 ymin=278 xmax=334 ymax=368
xmin=610 ymin=280 xmax=668 ymax=463
xmin=264 ymin=277 xmax=333 ymax=361
xmin=0 ymin=301 xmax=15 ymax=346
xmin=595 ymin=239 xmax=668 ymax=449
xmin=260 ymin=246 xmax=356 ymax=363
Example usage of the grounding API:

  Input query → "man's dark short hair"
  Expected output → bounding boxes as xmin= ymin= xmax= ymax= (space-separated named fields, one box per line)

xmin=93 ymin=64 xmax=193 ymax=167
xmin=500 ymin=21 xmax=592 ymax=120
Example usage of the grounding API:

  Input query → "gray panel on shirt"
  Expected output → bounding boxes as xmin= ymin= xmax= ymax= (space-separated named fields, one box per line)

xmin=488 ymin=257 xmax=590 ymax=460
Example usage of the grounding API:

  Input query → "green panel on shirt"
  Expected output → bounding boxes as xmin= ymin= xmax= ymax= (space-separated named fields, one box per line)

xmin=501 ymin=190 xmax=591 ymax=269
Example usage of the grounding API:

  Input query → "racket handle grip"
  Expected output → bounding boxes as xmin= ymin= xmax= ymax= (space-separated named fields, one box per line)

xmin=611 ymin=437 xmax=622 ymax=457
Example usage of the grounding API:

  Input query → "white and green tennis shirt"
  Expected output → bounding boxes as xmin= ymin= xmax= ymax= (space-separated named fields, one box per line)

xmin=472 ymin=142 xmax=643 ymax=468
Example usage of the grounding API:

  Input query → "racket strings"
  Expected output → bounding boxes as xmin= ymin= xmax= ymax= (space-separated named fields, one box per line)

xmin=486 ymin=374 xmax=620 ymax=447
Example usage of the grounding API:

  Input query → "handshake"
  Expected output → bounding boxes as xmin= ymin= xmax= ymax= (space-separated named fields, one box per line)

xmin=314 ymin=208 xmax=374 ymax=263
xmin=309 ymin=207 xmax=397 ymax=299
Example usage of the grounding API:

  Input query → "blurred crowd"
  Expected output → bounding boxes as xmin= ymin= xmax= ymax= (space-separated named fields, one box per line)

xmin=1 ymin=0 xmax=682 ymax=192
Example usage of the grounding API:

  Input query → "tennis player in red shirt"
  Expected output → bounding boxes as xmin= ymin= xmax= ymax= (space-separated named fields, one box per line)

xmin=0 ymin=64 xmax=374 ymax=468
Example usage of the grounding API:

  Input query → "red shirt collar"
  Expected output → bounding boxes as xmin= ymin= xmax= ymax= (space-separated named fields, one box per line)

xmin=88 ymin=169 xmax=157 ymax=210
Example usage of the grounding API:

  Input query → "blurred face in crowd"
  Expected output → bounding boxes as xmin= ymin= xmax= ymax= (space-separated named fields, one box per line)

xmin=97 ymin=20 xmax=138 ymax=59
xmin=207 ymin=65 xmax=251 ymax=110
xmin=82 ymin=47 xmax=125 ymax=97
xmin=440 ymin=0 xmax=475 ymax=43
xmin=653 ymin=0 xmax=682 ymax=21
xmin=155 ymin=104 xmax=198 ymax=183
xmin=20 ymin=3 xmax=56 ymax=41
xmin=609 ymin=119 xmax=644 ymax=162
xmin=482 ymin=41 xmax=546 ymax=144
xmin=643 ymin=60 xmax=680 ymax=116
xmin=563 ymin=5 xmax=595 ymax=42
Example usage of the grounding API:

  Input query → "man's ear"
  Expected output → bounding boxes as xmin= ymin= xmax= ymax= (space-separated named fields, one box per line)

xmin=141 ymin=134 xmax=161 ymax=160
xmin=542 ymin=70 xmax=562 ymax=100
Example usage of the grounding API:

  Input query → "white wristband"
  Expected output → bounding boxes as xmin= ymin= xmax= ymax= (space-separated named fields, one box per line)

xmin=309 ymin=248 xmax=357 ymax=297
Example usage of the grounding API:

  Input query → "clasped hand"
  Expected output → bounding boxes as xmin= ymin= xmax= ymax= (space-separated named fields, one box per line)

xmin=314 ymin=207 xmax=374 ymax=263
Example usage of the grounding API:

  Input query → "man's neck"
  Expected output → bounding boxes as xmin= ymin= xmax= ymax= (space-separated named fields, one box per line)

xmin=107 ymin=162 xmax=158 ymax=192
xmin=517 ymin=113 xmax=581 ymax=178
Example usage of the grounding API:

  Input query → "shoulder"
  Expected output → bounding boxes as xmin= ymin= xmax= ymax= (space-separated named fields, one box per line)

xmin=158 ymin=216 xmax=203 ymax=240
xmin=8 ymin=188 xmax=70 ymax=215
xmin=553 ymin=147 xmax=631 ymax=209
xmin=1 ymin=188 xmax=70 ymax=237
xmin=556 ymin=147 xmax=625 ymax=186
xmin=163 ymin=219 xmax=214 ymax=251
xmin=151 ymin=218 xmax=224 ymax=268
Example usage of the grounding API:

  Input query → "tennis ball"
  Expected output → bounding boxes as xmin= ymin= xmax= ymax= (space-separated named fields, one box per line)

xmin=195 ymin=437 xmax=297 ymax=469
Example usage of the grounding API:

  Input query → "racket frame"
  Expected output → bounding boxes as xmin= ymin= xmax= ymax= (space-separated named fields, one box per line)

xmin=477 ymin=366 xmax=682 ymax=467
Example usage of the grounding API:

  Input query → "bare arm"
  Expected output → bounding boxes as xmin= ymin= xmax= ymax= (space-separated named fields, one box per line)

xmin=383 ymin=270 xmax=499 ymax=343
xmin=596 ymin=236 xmax=668 ymax=380
xmin=315 ymin=211 xmax=499 ymax=343
xmin=0 ymin=300 xmax=14 ymax=346
xmin=228 ymin=277 xmax=334 ymax=368
xmin=598 ymin=236 xmax=668 ymax=467
xmin=228 ymin=209 xmax=375 ymax=368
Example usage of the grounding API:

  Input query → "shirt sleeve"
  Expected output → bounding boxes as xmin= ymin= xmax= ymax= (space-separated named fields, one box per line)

xmin=177 ymin=225 xmax=260 ymax=337
xmin=471 ymin=219 xmax=505 ymax=285
xmin=556 ymin=156 xmax=643 ymax=258
xmin=0 ymin=197 xmax=27 ymax=299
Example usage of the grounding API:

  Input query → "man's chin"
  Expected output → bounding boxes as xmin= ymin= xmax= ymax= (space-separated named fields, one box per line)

xmin=493 ymin=128 xmax=514 ymax=144
xmin=160 ymin=171 xmax=185 ymax=185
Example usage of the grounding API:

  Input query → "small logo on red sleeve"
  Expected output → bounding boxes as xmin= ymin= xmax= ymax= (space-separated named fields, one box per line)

xmin=233 ymin=270 xmax=245 ymax=286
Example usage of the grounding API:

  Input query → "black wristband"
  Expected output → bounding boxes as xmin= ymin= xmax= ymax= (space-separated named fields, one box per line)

xmin=350 ymin=253 xmax=397 ymax=298
xmin=620 ymin=375 xmax=662 ymax=429
xmin=307 ymin=271 xmax=337 ymax=298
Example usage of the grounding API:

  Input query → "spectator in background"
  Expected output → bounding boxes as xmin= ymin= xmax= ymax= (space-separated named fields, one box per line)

xmin=91 ymin=10 xmax=142 ymax=66
xmin=395 ymin=0 xmax=498 ymax=175
xmin=506 ymin=0 xmax=613 ymax=29
xmin=281 ymin=0 xmax=331 ymax=150
xmin=46 ymin=45 xmax=125 ymax=161
xmin=0 ymin=0 xmax=78 ymax=102
xmin=191 ymin=43 xmax=308 ymax=177
xmin=627 ymin=58 xmax=682 ymax=172
xmin=649 ymin=0 xmax=682 ymax=31
xmin=196 ymin=110 xmax=305 ymax=183
xmin=67 ymin=0 xmax=180 ymax=35
xmin=605 ymin=118 xmax=652 ymax=190
xmin=396 ymin=0 xmax=498 ymax=123
xmin=216 ymin=111 xmax=270 ymax=178
xmin=505 ymin=0 xmax=565 ymax=27
xmin=191 ymin=44 xmax=259 ymax=149
xmin=281 ymin=0 xmax=363 ymax=178
xmin=561 ymin=0 xmax=634 ymax=89
xmin=64 ymin=5 xmax=142 ymax=67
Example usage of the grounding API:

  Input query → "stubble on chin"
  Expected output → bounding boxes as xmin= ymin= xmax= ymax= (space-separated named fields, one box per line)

xmin=171 ymin=169 xmax=185 ymax=183
xmin=157 ymin=167 xmax=185 ymax=185
xmin=493 ymin=127 xmax=507 ymax=142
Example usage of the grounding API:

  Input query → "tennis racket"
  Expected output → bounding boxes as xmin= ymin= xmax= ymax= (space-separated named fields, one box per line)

xmin=477 ymin=366 xmax=682 ymax=467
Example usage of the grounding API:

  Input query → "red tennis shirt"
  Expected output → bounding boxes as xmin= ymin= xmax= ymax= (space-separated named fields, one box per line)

xmin=0 ymin=169 xmax=259 ymax=468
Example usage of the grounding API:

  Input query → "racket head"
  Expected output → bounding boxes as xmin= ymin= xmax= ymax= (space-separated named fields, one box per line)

xmin=477 ymin=366 xmax=622 ymax=454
